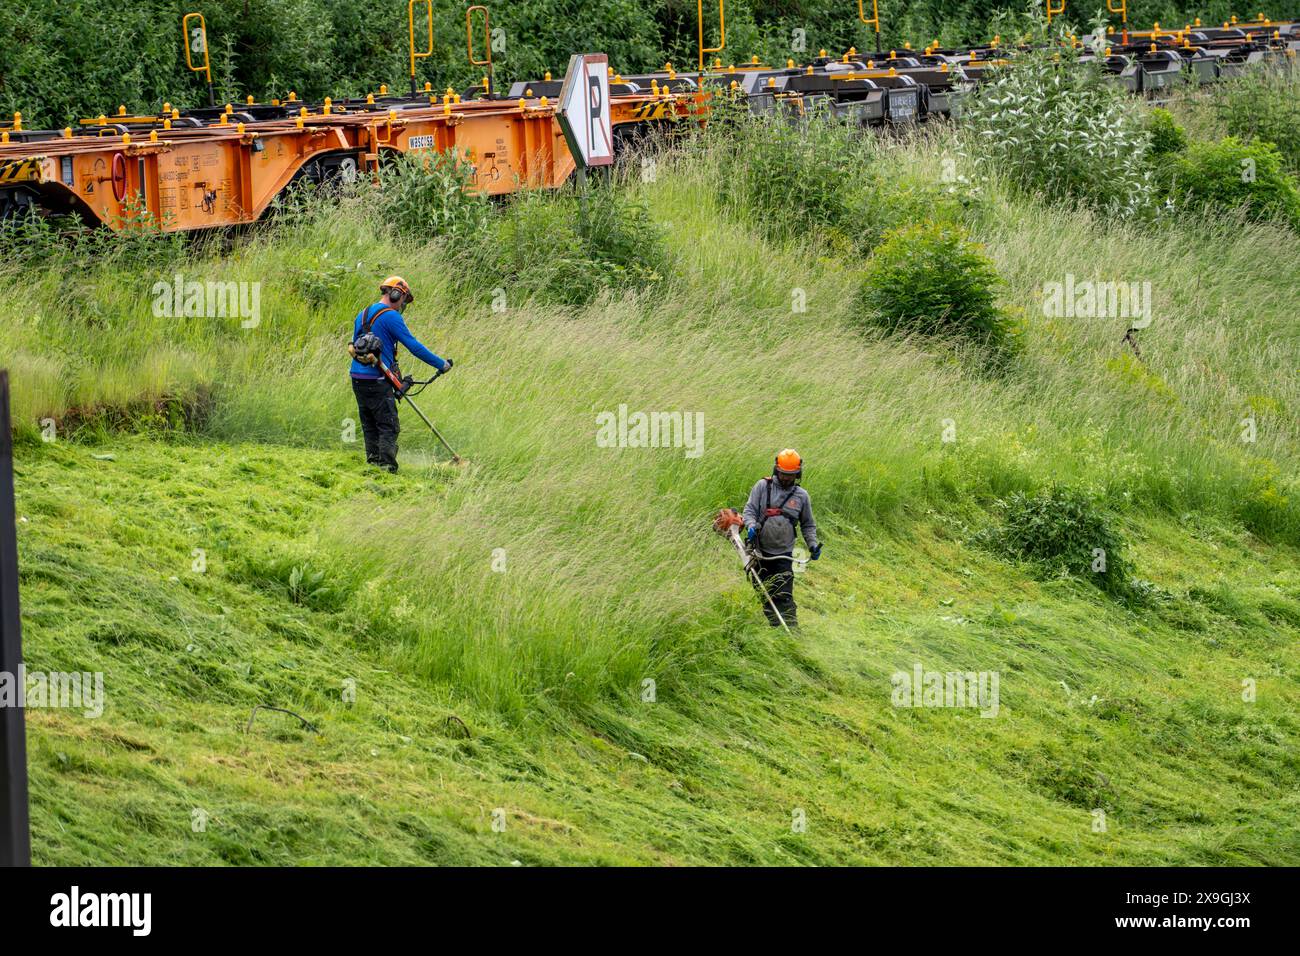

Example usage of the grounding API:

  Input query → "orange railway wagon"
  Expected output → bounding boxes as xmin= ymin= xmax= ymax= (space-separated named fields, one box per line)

xmin=0 ymin=93 xmax=692 ymax=233
xmin=0 ymin=1 xmax=698 ymax=232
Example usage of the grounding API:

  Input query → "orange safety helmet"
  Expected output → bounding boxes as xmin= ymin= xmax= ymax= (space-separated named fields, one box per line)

xmin=774 ymin=448 xmax=803 ymax=480
xmin=380 ymin=275 xmax=414 ymax=304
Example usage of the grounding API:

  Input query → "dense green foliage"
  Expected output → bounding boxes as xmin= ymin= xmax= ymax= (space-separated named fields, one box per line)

xmin=0 ymin=0 xmax=1272 ymax=127
xmin=855 ymin=222 xmax=1017 ymax=358
xmin=975 ymin=486 xmax=1134 ymax=596
xmin=374 ymin=151 xmax=491 ymax=241
xmin=698 ymin=100 xmax=974 ymax=256
xmin=373 ymin=153 xmax=667 ymax=305
xmin=1210 ymin=65 xmax=1300 ymax=174
xmin=1164 ymin=56 xmax=1300 ymax=171
xmin=1158 ymin=136 xmax=1300 ymax=229
xmin=1146 ymin=108 xmax=1188 ymax=156
xmin=960 ymin=44 xmax=1154 ymax=217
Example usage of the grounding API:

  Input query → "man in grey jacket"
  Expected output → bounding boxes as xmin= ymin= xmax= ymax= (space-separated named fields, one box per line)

xmin=742 ymin=448 xmax=821 ymax=627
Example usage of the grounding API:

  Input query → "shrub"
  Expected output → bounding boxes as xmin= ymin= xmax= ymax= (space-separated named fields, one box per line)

xmin=847 ymin=160 xmax=980 ymax=255
xmin=375 ymin=150 xmax=491 ymax=242
xmin=474 ymin=181 xmax=667 ymax=307
xmin=855 ymin=222 xmax=1018 ymax=357
xmin=701 ymin=103 xmax=867 ymax=243
xmin=960 ymin=46 xmax=1154 ymax=216
xmin=487 ymin=189 xmax=603 ymax=306
xmin=695 ymin=102 xmax=978 ymax=256
xmin=577 ymin=182 xmax=668 ymax=290
xmin=975 ymin=486 xmax=1133 ymax=596
xmin=1210 ymin=65 xmax=1300 ymax=174
xmin=1147 ymin=108 xmax=1188 ymax=156
xmin=1156 ymin=136 xmax=1300 ymax=230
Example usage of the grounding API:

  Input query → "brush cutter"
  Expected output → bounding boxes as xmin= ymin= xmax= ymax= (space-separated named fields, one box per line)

xmin=348 ymin=344 xmax=464 ymax=464
xmin=712 ymin=507 xmax=802 ymax=633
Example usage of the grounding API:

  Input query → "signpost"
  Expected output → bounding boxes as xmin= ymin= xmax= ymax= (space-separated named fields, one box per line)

xmin=0 ymin=370 xmax=30 ymax=867
xmin=556 ymin=53 xmax=613 ymax=171
xmin=555 ymin=53 xmax=613 ymax=231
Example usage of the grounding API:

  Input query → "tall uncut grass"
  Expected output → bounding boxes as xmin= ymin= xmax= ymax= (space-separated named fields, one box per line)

xmin=3 ymin=92 xmax=1298 ymax=716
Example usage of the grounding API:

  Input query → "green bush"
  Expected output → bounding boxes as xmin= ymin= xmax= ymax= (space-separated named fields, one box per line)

xmin=960 ymin=45 xmax=1154 ymax=216
xmin=577 ymin=182 xmax=669 ymax=290
xmin=847 ymin=158 xmax=980 ymax=255
xmin=695 ymin=101 xmax=977 ymax=255
xmin=854 ymin=222 xmax=1017 ymax=356
xmin=1210 ymin=65 xmax=1300 ymax=174
xmin=486 ymin=189 xmax=603 ymax=306
xmin=1156 ymin=136 xmax=1300 ymax=230
xmin=1147 ymin=108 xmax=1188 ymax=156
xmin=704 ymin=105 xmax=867 ymax=244
xmin=375 ymin=150 xmax=492 ymax=242
xmin=975 ymin=486 xmax=1133 ymax=596
xmin=473 ymin=180 xmax=667 ymax=307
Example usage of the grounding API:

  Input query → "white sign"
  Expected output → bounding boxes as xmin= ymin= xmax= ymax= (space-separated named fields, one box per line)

xmin=557 ymin=53 xmax=613 ymax=168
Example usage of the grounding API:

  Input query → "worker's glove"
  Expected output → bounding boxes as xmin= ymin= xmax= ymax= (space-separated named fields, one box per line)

xmin=441 ymin=358 xmax=454 ymax=372
xmin=809 ymin=544 xmax=822 ymax=561
xmin=746 ymin=526 xmax=758 ymax=543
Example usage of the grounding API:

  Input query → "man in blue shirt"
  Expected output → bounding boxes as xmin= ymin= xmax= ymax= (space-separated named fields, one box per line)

xmin=350 ymin=275 xmax=452 ymax=472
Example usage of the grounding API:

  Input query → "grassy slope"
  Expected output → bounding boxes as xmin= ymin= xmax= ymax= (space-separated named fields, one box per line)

xmin=10 ymin=132 xmax=1300 ymax=866
xmin=18 ymin=439 xmax=1300 ymax=865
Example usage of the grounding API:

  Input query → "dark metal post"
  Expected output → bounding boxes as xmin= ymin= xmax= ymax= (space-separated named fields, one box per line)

xmin=576 ymin=164 xmax=588 ymax=237
xmin=0 ymin=370 xmax=31 ymax=867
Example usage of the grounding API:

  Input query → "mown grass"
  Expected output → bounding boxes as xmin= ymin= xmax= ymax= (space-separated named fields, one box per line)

xmin=6 ymin=94 xmax=1300 ymax=864
xmin=17 ymin=438 xmax=1299 ymax=864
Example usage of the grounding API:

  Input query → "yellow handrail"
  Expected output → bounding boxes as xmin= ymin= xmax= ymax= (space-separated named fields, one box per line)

xmin=408 ymin=0 xmax=434 ymax=95
xmin=1046 ymin=0 xmax=1066 ymax=25
xmin=182 ymin=12 xmax=214 ymax=106
xmin=858 ymin=0 xmax=882 ymax=51
xmin=182 ymin=12 xmax=215 ymax=106
xmin=698 ymin=0 xmax=726 ymax=72
xmin=182 ymin=13 xmax=210 ymax=80
xmin=466 ymin=5 xmax=493 ymax=94
xmin=1106 ymin=0 xmax=1127 ymax=26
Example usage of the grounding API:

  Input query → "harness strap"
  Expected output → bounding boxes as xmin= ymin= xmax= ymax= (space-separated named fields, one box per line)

xmin=360 ymin=303 xmax=396 ymax=336
xmin=760 ymin=477 xmax=800 ymax=525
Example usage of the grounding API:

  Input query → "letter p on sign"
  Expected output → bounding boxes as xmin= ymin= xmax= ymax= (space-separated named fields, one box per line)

xmin=557 ymin=53 xmax=613 ymax=169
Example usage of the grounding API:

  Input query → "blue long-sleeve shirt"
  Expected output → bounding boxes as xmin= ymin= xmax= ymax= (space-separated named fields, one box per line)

xmin=349 ymin=302 xmax=447 ymax=379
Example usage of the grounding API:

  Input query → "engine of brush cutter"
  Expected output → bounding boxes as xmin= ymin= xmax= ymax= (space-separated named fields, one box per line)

xmin=348 ymin=333 xmax=383 ymax=365
xmin=713 ymin=508 xmax=745 ymax=535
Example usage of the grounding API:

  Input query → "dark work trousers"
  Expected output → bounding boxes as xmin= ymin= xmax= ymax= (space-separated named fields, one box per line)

xmin=753 ymin=555 xmax=796 ymax=628
xmin=352 ymin=377 xmax=401 ymax=472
